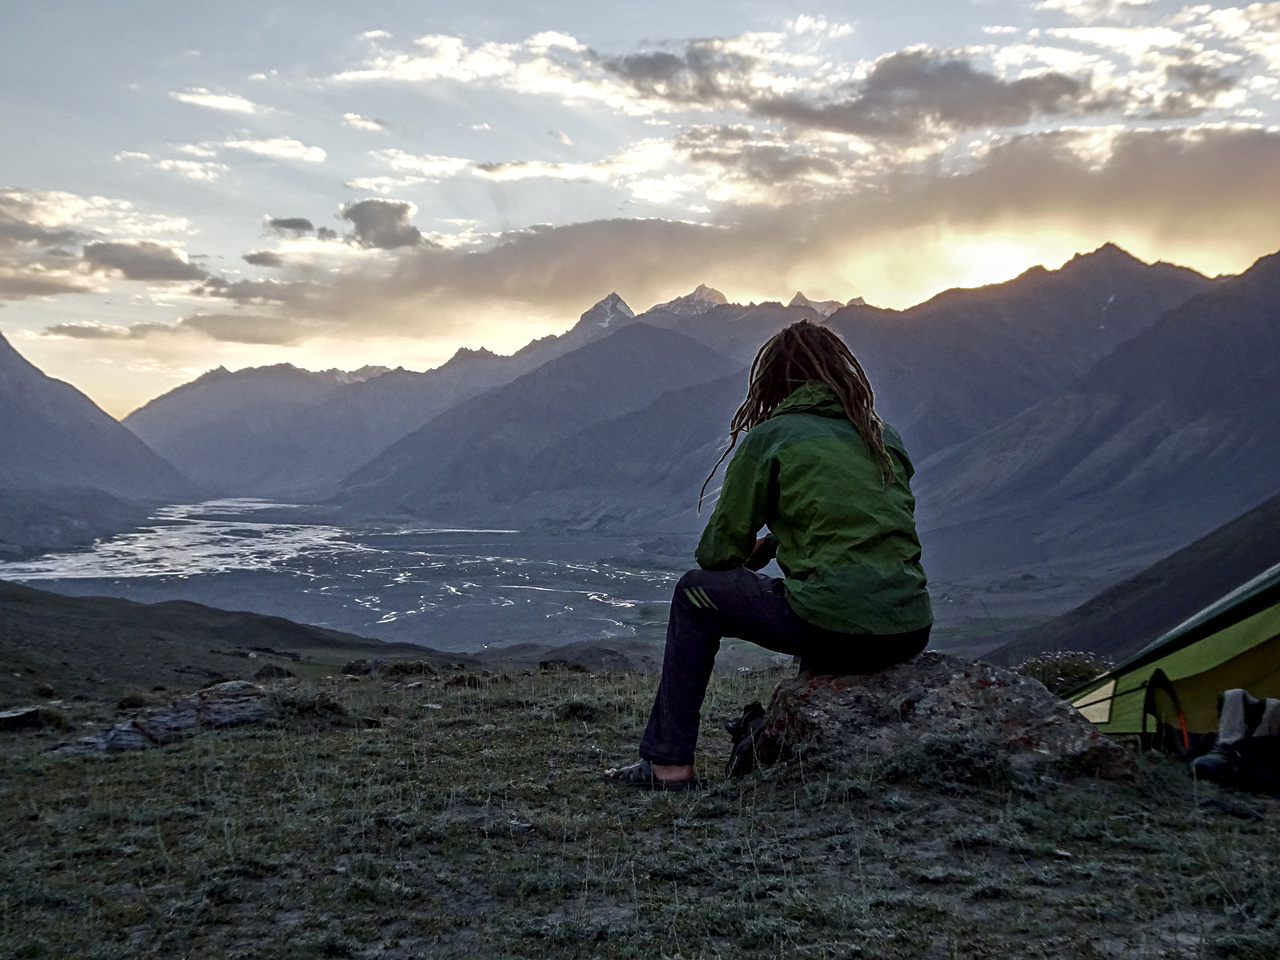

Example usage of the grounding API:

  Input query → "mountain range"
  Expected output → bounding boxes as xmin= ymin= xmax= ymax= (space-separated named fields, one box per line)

xmin=916 ymin=249 xmax=1280 ymax=577
xmin=9 ymin=240 xmax=1280 ymax=612
xmin=124 ymin=292 xmax=638 ymax=498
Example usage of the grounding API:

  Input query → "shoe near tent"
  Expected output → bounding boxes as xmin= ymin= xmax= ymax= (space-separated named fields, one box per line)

xmin=1068 ymin=560 xmax=1280 ymax=744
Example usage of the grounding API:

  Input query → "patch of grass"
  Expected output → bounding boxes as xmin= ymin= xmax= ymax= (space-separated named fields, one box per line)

xmin=2 ymin=669 xmax=1278 ymax=958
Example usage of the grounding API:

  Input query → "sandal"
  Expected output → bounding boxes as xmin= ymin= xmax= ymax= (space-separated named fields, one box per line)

xmin=603 ymin=759 xmax=705 ymax=791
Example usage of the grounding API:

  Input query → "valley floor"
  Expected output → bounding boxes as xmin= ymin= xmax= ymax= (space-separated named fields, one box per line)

xmin=3 ymin=669 xmax=1277 ymax=959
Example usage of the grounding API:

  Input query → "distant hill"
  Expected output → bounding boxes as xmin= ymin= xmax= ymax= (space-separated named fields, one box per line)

xmin=336 ymin=322 xmax=739 ymax=517
xmin=0 ymin=578 xmax=468 ymax=703
xmin=124 ymin=293 xmax=638 ymax=499
xmin=987 ymin=487 xmax=1280 ymax=666
xmin=0 ymin=331 xmax=194 ymax=550
xmin=917 ymin=248 xmax=1280 ymax=578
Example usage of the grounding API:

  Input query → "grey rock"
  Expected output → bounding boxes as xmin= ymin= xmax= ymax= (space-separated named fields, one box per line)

xmin=0 ymin=706 xmax=43 ymax=731
xmin=192 ymin=680 xmax=275 ymax=726
xmin=747 ymin=652 xmax=1132 ymax=781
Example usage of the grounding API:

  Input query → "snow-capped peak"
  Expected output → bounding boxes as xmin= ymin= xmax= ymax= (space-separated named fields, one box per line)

xmin=579 ymin=292 xmax=635 ymax=329
xmin=650 ymin=284 xmax=728 ymax=317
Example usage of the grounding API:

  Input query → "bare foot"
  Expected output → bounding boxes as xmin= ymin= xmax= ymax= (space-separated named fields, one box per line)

xmin=651 ymin=762 xmax=695 ymax=782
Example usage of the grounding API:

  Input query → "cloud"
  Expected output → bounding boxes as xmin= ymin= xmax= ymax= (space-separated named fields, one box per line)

xmin=339 ymin=198 xmax=423 ymax=248
xmin=0 ymin=188 xmax=178 ymax=300
xmin=1036 ymin=0 xmax=1154 ymax=19
xmin=45 ymin=313 xmax=304 ymax=345
xmin=223 ymin=138 xmax=326 ymax=162
xmin=0 ymin=265 xmax=98 ymax=301
xmin=170 ymin=88 xmax=261 ymax=113
xmin=374 ymin=148 xmax=470 ymax=179
xmin=117 ymin=151 xmax=228 ymax=181
xmin=343 ymin=113 xmax=388 ymax=131
xmin=753 ymin=49 xmax=1101 ymax=139
xmin=228 ymin=123 xmax=1280 ymax=344
xmin=243 ymin=250 xmax=284 ymax=267
xmin=266 ymin=217 xmax=315 ymax=235
xmin=82 ymin=240 xmax=208 ymax=281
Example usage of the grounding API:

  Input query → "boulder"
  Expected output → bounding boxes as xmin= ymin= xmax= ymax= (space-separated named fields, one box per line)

xmin=741 ymin=652 xmax=1131 ymax=782
xmin=0 ymin=706 xmax=43 ymax=731
xmin=52 ymin=681 xmax=277 ymax=755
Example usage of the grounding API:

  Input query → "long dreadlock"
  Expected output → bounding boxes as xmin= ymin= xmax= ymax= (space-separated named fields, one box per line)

xmin=698 ymin=319 xmax=894 ymax=510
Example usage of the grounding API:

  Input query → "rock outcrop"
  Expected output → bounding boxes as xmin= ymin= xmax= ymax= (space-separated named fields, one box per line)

xmin=54 ymin=680 xmax=283 ymax=755
xmin=742 ymin=652 xmax=1131 ymax=782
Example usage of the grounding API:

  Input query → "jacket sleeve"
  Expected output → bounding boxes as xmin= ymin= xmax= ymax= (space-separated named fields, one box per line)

xmin=695 ymin=443 xmax=773 ymax=570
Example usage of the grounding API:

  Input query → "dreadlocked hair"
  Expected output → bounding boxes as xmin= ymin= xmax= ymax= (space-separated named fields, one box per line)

xmin=698 ymin=318 xmax=895 ymax=510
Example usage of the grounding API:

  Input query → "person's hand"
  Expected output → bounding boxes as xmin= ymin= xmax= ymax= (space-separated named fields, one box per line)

xmin=744 ymin=536 xmax=776 ymax=571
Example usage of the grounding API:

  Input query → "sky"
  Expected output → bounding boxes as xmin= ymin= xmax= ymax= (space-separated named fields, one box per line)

xmin=4 ymin=0 xmax=1280 ymax=416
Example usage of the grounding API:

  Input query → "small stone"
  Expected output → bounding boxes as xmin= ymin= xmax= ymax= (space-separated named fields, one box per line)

xmin=36 ymin=684 xmax=55 ymax=698
xmin=405 ymin=681 xmax=423 ymax=690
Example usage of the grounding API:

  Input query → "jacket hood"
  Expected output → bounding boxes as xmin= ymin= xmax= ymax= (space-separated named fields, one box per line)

xmin=771 ymin=381 xmax=847 ymax=419
xmin=771 ymin=381 xmax=907 ymax=456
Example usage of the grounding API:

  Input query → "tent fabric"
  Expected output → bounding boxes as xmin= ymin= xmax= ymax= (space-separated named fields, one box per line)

xmin=1069 ymin=561 xmax=1280 ymax=736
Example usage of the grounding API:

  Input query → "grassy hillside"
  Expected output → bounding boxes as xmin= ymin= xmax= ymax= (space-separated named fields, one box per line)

xmin=0 ymin=579 xmax=469 ymax=704
xmin=2 ymin=667 xmax=1278 ymax=959
xmin=990 ymin=488 xmax=1280 ymax=667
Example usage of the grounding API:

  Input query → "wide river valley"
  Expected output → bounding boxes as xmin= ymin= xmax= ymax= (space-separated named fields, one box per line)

xmin=0 ymin=500 xmax=699 ymax=655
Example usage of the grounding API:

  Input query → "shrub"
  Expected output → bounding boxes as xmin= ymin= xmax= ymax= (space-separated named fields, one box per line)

xmin=1014 ymin=651 xmax=1113 ymax=696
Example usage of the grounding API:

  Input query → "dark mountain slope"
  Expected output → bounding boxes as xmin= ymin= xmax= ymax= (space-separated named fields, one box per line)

xmin=0 ymin=332 xmax=193 ymax=549
xmin=916 ymin=249 xmax=1280 ymax=578
xmin=0 ymin=578 xmax=464 ymax=703
xmin=393 ymin=246 xmax=1210 ymax=533
xmin=336 ymin=323 xmax=739 ymax=517
xmin=646 ymin=246 xmax=1209 ymax=462
xmin=826 ymin=244 xmax=1212 ymax=459
xmin=495 ymin=372 xmax=749 ymax=529
xmin=987 ymin=487 xmax=1280 ymax=667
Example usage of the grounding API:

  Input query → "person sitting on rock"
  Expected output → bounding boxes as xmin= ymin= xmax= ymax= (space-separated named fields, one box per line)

xmin=605 ymin=318 xmax=932 ymax=790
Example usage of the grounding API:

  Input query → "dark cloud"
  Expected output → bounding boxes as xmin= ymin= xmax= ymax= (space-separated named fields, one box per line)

xmin=266 ymin=217 xmax=314 ymax=234
xmin=280 ymin=124 xmax=1280 ymax=336
xmin=82 ymin=240 xmax=207 ymax=281
xmin=598 ymin=45 xmax=1100 ymax=141
xmin=0 ymin=269 xmax=95 ymax=301
xmin=243 ymin=250 xmax=285 ymax=267
xmin=599 ymin=41 xmax=753 ymax=105
xmin=45 ymin=313 xmax=303 ymax=345
xmin=340 ymin=198 xmax=422 ymax=249
xmin=754 ymin=51 xmax=1096 ymax=138
xmin=1148 ymin=62 xmax=1239 ymax=119
xmin=674 ymin=126 xmax=842 ymax=185
xmin=0 ymin=217 xmax=81 ymax=249
xmin=198 ymin=276 xmax=301 ymax=303
xmin=317 ymin=226 xmax=339 ymax=241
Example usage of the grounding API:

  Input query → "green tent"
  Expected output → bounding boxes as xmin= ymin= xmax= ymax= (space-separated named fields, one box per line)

xmin=1069 ymin=560 xmax=1280 ymax=737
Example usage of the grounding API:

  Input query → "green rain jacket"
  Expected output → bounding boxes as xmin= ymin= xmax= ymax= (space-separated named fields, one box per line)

xmin=695 ymin=381 xmax=932 ymax=636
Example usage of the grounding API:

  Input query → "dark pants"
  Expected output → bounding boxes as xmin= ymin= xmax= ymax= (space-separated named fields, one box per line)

xmin=639 ymin=567 xmax=930 ymax=765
